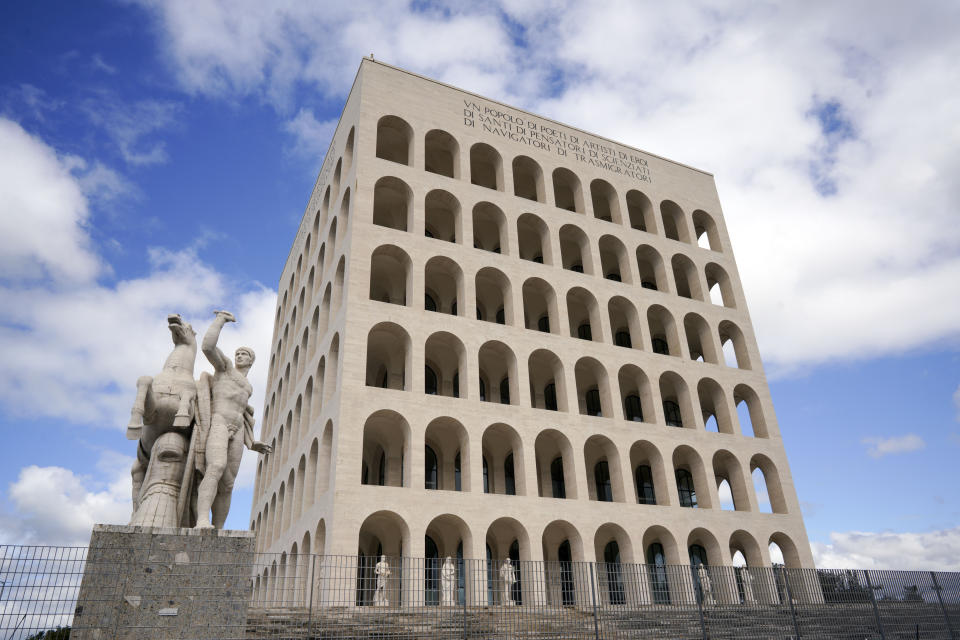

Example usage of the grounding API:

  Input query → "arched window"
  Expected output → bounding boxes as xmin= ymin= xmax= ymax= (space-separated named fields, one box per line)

xmin=544 ymin=383 xmax=558 ymax=411
xmin=635 ymin=465 xmax=656 ymax=504
xmin=646 ymin=543 xmax=670 ymax=604
xmin=624 ymin=395 xmax=643 ymax=422
xmin=425 ymin=446 xmax=438 ymax=490
xmin=615 ymin=331 xmax=632 ymax=348
xmin=499 ymin=377 xmax=510 ymax=405
xmin=676 ymin=469 xmax=697 ymax=507
xmin=550 ymin=457 xmax=566 ymax=498
xmin=603 ymin=541 xmax=625 ymax=605
xmin=577 ymin=323 xmax=592 ymax=340
xmin=425 ymin=294 xmax=437 ymax=312
xmin=594 ymin=460 xmax=612 ymax=502
xmin=537 ymin=315 xmax=550 ymax=333
xmin=585 ymin=388 xmax=602 ymax=416
xmin=663 ymin=400 xmax=683 ymax=427
xmin=425 ymin=366 xmax=438 ymax=395
xmin=482 ymin=457 xmax=490 ymax=493
xmin=504 ymin=454 xmax=516 ymax=496
xmin=689 ymin=544 xmax=708 ymax=566
xmin=454 ymin=451 xmax=462 ymax=491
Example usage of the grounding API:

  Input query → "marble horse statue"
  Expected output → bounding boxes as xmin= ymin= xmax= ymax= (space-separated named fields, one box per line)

xmin=126 ymin=314 xmax=199 ymax=517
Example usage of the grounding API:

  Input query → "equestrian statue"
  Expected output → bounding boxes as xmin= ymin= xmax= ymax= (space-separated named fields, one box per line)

xmin=126 ymin=311 xmax=271 ymax=529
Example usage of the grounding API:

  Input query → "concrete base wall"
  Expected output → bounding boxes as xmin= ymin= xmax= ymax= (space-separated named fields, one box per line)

xmin=72 ymin=524 xmax=255 ymax=640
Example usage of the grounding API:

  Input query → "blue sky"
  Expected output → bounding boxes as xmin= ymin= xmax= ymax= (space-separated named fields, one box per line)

xmin=1 ymin=1 xmax=958 ymax=568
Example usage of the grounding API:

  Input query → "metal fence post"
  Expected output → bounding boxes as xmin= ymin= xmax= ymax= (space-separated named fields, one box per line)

xmin=589 ymin=563 xmax=600 ymax=640
xmin=864 ymin=570 xmax=886 ymax=640
xmin=931 ymin=571 xmax=957 ymax=640
xmin=779 ymin=566 xmax=802 ymax=640
xmin=307 ymin=554 xmax=316 ymax=639
xmin=462 ymin=561 xmax=467 ymax=640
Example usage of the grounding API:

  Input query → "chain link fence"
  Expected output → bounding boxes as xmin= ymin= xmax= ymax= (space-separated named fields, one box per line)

xmin=2 ymin=544 xmax=958 ymax=639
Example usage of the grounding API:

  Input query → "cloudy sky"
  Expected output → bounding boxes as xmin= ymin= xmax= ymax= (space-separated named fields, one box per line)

xmin=1 ymin=1 xmax=958 ymax=569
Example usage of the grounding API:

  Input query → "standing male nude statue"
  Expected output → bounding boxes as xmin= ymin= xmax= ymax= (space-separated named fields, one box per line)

xmin=194 ymin=310 xmax=271 ymax=529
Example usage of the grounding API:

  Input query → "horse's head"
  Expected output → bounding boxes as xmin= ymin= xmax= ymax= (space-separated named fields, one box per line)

xmin=167 ymin=314 xmax=196 ymax=346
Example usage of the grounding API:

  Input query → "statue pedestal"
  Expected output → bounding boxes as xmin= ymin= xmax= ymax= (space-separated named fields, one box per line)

xmin=72 ymin=524 xmax=255 ymax=640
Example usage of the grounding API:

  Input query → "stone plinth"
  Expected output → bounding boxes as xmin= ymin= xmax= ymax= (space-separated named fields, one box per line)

xmin=72 ymin=524 xmax=255 ymax=640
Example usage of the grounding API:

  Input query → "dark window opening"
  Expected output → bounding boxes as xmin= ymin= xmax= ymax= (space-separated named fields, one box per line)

xmin=544 ymin=383 xmax=558 ymax=411
xmin=496 ymin=307 xmax=505 ymax=324
xmin=454 ymin=452 xmax=461 ymax=491
xmin=537 ymin=315 xmax=550 ymax=333
xmin=652 ymin=337 xmax=670 ymax=355
xmin=482 ymin=457 xmax=490 ymax=493
xmin=603 ymin=541 xmax=625 ymax=605
xmin=635 ymin=465 xmax=656 ymax=505
xmin=571 ymin=263 xmax=584 ymax=273
xmin=615 ymin=330 xmax=632 ymax=348
xmin=647 ymin=543 xmax=670 ymax=604
xmin=605 ymin=272 xmax=621 ymax=282
xmin=585 ymin=388 xmax=602 ymax=416
xmin=504 ymin=454 xmax=516 ymax=496
xmin=624 ymin=395 xmax=643 ymax=422
xmin=425 ymin=445 xmax=438 ymax=490
xmin=550 ymin=457 xmax=565 ymax=499
xmin=499 ymin=377 xmax=510 ymax=404
xmin=641 ymin=281 xmax=658 ymax=291
xmin=663 ymin=400 xmax=683 ymax=427
xmin=577 ymin=323 xmax=592 ymax=341
xmin=425 ymin=294 xmax=437 ymax=312
xmin=425 ymin=366 xmax=438 ymax=395
xmin=558 ymin=540 xmax=574 ymax=605
xmin=677 ymin=469 xmax=697 ymax=507
xmin=594 ymin=460 xmax=612 ymax=501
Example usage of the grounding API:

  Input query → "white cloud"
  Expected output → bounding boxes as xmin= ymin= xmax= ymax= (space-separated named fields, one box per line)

xmin=0 ymin=119 xmax=102 ymax=283
xmin=81 ymin=96 xmax=180 ymax=166
xmin=0 ymin=454 xmax=132 ymax=546
xmin=862 ymin=434 xmax=925 ymax=458
xmin=132 ymin=1 xmax=960 ymax=370
xmin=284 ymin=108 xmax=337 ymax=162
xmin=812 ymin=527 xmax=960 ymax=570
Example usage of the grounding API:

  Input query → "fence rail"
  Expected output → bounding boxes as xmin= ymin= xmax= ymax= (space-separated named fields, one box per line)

xmin=1 ymin=545 xmax=958 ymax=639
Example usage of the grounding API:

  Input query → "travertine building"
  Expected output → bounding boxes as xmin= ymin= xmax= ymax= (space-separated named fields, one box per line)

xmin=249 ymin=58 xmax=815 ymax=602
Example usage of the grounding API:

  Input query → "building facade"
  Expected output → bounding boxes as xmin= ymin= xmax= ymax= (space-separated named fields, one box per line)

xmin=249 ymin=58 xmax=815 ymax=603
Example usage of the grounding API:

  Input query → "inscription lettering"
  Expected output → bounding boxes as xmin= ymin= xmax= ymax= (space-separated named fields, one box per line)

xmin=460 ymin=100 xmax=652 ymax=183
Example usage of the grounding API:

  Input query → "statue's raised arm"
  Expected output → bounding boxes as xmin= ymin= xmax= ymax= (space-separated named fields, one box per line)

xmin=202 ymin=310 xmax=235 ymax=372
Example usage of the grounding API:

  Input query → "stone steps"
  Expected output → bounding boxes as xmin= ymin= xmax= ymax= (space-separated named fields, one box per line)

xmin=244 ymin=603 xmax=960 ymax=639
